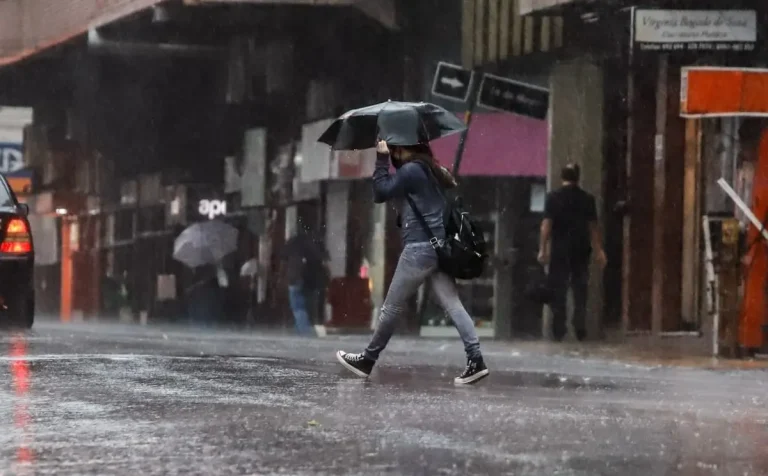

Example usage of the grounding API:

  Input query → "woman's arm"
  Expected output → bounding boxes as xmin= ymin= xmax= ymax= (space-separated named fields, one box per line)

xmin=372 ymin=154 xmax=420 ymax=203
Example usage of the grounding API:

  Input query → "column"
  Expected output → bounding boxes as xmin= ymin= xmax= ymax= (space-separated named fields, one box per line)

xmin=325 ymin=181 xmax=350 ymax=279
xmin=547 ymin=58 xmax=605 ymax=339
xmin=493 ymin=178 xmax=523 ymax=339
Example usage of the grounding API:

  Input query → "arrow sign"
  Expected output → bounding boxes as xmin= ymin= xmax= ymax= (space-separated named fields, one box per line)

xmin=440 ymin=76 xmax=464 ymax=89
xmin=432 ymin=62 xmax=473 ymax=103
xmin=477 ymin=73 xmax=550 ymax=120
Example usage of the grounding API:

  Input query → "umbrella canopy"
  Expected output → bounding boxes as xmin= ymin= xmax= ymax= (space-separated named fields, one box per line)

xmin=173 ymin=220 xmax=238 ymax=269
xmin=317 ymin=101 xmax=467 ymax=151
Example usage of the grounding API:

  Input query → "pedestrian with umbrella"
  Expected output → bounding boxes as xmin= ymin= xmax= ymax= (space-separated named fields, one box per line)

xmin=173 ymin=220 xmax=239 ymax=326
xmin=173 ymin=220 xmax=239 ymax=269
xmin=320 ymin=101 xmax=490 ymax=385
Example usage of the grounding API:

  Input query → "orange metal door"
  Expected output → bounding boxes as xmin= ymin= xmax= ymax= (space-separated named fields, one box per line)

xmin=739 ymin=130 xmax=768 ymax=350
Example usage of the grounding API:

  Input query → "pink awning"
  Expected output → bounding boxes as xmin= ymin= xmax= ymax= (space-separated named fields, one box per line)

xmin=430 ymin=112 xmax=547 ymax=177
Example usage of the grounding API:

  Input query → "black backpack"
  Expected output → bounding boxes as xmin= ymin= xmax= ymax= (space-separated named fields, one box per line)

xmin=405 ymin=162 xmax=488 ymax=280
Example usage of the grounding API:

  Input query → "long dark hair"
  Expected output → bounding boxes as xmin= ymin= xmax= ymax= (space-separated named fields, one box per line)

xmin=391 ymin=143 xmax=457 ymax=189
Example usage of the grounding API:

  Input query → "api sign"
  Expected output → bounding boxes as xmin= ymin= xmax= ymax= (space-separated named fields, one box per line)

xmin=198 ymin=199 xmax=227 ymax=220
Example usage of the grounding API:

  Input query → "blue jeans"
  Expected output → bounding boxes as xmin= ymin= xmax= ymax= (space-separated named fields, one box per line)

xmin=288 ymin=285 xmax=314 ymax=337
xmin=364 ymin=242 xmax=482 ymax=361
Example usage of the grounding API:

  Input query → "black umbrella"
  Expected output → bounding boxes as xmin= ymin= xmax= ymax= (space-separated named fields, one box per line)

xmin=317 ymin=100 xmax=467 ymax=151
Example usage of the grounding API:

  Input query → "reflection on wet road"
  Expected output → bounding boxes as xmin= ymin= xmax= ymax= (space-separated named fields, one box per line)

xmin=1 ymin=323 xmax=768 ymax=475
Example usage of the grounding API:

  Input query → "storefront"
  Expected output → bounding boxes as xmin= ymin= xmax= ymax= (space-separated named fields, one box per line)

xmin=617 ymin=8 xmax=762 ymax=338
xmin=677 ymin=66 xmax=768 ymax=355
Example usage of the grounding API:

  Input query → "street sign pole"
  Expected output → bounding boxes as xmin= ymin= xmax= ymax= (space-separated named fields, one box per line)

xmin=421 ymin=62 xmax=476 ymax=326
xmin=451 ymin=67 xmax=482 ymax=178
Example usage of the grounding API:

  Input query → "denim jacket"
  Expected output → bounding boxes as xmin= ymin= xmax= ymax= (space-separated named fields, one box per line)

xmin=372 ymin=153 xmax=445 ymax=244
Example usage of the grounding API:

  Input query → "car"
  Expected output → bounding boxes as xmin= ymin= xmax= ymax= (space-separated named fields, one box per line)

xmin=0 ymin=175 xmax=34 ymax=328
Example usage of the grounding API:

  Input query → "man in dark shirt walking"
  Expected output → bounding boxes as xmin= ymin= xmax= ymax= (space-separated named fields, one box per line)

xmin=538 ymin=163 xmax=607 ymax=342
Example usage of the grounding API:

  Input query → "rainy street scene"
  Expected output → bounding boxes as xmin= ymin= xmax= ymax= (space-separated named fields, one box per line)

xmin=0 ymin=0 xmax=767 ymax=475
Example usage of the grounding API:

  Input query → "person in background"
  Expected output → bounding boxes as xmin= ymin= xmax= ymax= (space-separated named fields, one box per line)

xmin=538 ymin=163 xmax=607 ymax=342
xmin=185 ymin=266 xmax=222 ymax=327
xmin=303 ymin=230 xmax=329 ymax=326
xmin=280 ymin=226 xmax=327 ymax=337
xmin=240 ymin=255 xmax=261 ymax=325
xmin=101 ymin=271 xmax=121 ymax=319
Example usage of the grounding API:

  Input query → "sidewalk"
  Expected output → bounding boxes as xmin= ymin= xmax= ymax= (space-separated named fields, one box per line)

xmin=496 ymin=338 xmax=768 ymax=370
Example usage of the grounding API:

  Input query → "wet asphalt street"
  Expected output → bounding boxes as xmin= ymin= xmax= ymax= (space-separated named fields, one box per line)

xmin=1 ymin=322 xmax=768 ymax=475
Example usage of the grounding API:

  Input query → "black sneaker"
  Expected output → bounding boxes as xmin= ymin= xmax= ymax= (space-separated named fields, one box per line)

xmin=454 ymin=358 xmax=489 ymax=385
xmin=336 ymin=351 xmax=374 ymax=378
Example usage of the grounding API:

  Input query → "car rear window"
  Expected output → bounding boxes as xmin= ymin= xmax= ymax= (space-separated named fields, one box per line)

xmin=0 ymin=180 xmax=15 ymax=208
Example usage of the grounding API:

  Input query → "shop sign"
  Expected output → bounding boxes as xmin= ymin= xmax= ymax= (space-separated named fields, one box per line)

xmin=0 ymin=144 xmax=24 ymax=174
xmin=633 ymin=9 xmax=757 ymax=54
xmin=198 ymin=199 xmax=227 ymax=220
xmin=477 ymin=74 xmax=549 ymax=120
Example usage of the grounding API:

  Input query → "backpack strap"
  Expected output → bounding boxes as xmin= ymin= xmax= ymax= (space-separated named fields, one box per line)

xmin=405 ymin=195 xmax=441 ymax=249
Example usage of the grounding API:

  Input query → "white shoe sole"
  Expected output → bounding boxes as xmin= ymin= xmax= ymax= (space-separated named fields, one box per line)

xmin=336 ymin=351 xmax=371 ymax=378
xmin=454 ymin=369 xmax=490 ymax=385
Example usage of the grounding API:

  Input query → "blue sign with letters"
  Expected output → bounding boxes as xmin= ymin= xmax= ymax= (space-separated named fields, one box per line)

xmin=0 ymin=143 xmax=24 ymax=175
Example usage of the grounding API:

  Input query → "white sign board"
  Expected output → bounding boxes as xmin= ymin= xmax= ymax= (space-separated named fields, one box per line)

xmin=241 ymin=128 xmax=266 ymax=207
xmin=633 ymin=10 xmax=757 ymax=53
xmin=299 ymin=119 xmax=333 ymax=182
xmin=198 ymin=199 xmax=227 ymax=220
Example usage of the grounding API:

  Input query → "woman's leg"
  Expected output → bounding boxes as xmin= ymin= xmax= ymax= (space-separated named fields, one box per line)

xmin=363 ymin=245 xmax=436 ymax=361
xmin=336 ymin=244 xmax=436 ymax=377
xmin=429 ymin=271 xmax=489 ymax=384
xmin=428 ymin=271 xmax=481 ymax=360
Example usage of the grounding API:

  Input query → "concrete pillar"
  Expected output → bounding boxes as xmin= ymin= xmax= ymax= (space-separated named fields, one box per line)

xmin=493 ymin=180 xmax=514 ymax=339
xmin=325 ymin=181 xmax=350 ymax=279
xmin=368 ymin=202 xmax=389 ymax=328
xmin=494 ymin=178 xmax=527 ymax=339
xmin=547 ymin=58 xmax=605 ymax=340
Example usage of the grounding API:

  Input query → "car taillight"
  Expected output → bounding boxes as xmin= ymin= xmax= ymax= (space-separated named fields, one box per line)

xmin=1 ymin=219 xmax=31 ymax=254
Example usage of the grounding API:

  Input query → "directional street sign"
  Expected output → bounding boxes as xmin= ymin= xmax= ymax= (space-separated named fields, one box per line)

xmin=431 ymin=62 xmax=474 ymax=103
xmin=477 ymin=73 xmax=550 ymax=120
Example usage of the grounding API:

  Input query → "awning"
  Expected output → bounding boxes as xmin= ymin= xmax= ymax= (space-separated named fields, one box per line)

xmin=0 ymin=0 xmax=163 ymax=67
xmin=518 ymin=0 xmax=642 ymax=16
xmin=0 ymin=0 xmax=395 ymax=68
xmin=184 ymin=0 xmax=396 ymax=28
xmin=518 ymin=0 xmax=582 ymax=16
xmin=680 ymin=67 xmax=768 ymax=118
xmin=431 ymin=113 xmax=548 ymax=177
